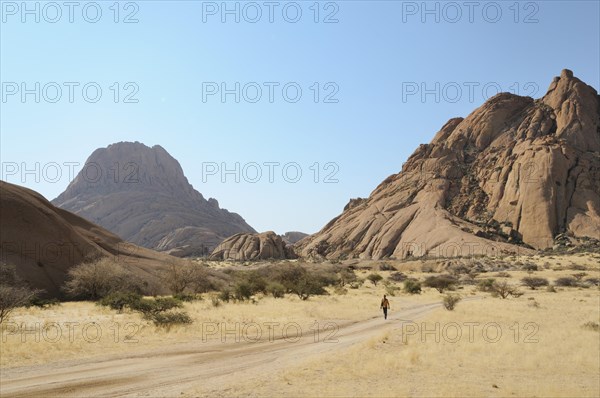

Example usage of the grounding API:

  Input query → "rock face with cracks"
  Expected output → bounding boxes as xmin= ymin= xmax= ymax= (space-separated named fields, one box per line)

xmin=298 ymin=70 xmax=600 ymax=260
xmin=210 ymin=231 xmax=298 ymax=260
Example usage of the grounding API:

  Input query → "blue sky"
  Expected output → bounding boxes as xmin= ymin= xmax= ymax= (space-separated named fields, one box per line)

xmin=1 ymin=0 xmax=599 ymax=234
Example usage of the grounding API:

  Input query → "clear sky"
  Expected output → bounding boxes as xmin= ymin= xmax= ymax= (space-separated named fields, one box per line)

xmin=1 ymin=0 xmax=599 ymax=234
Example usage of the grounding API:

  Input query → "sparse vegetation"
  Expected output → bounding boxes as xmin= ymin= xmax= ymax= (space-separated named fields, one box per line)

xmin=403 ymin=279 xmax=422 ymax=294
xmin=442 ymin=294 xmax=461 ymax=311
xmin=555 ymin=277 xmax=578 ymax=287
xmin=0 ymin=262 xmax=40 ymax=324
xmin=98 ymin=292 xmax=143 ymax=312
xmin=367 ymin=273 xmax=383 ymax=286
xmin=582 ymin=321 xmax=599 ymax=332
xmin=129 ymin=297 xmax=191 ymax=327
xmin=423 ymin=275 xmax=457 ymax=293
xmin=388 ymin=272 xmax=407 ymax=282
xmin=490 ymin=281 xmax=522 ymax=299
xmin=63 ymin=258 xmax=142 ymax=300
xmin=521 ymin=277 xmax=549 ymax=290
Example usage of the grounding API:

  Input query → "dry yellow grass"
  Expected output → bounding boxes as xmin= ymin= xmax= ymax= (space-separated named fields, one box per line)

xmin=2 ymin=253 xmax=599 ymax=398
xmin=0 ymin=272 xmax=426 ymax=368
xmin=190 ymin=255 xmax=600 ymax=397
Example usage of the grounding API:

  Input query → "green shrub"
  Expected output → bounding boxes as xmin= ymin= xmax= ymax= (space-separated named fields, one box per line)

xmin=403 ymin=279 xmax=421 ymax=294
xmin=98 ymin=292 xmax=142 ymax=312
xmin=367 ymin=273 xmax=383 ymax=286
xmin=234 ymin=281 xmax=254 ymax=301
xmin=521 ymin=277 xmax=549 ymax=290
xmin=423 ymin=275 xmax=457 ymax=293
xmin=151 ymin=312 xmax=192 ymax=327
xmin=266 ymin=282 xmax=285 ymax=298
xmin=336 ymin=269 xmax=358 ymax=286
xmin=442 ymin=294 xmax=461 ymax=311
xmin=291 ymin=275 xmax=328 ymax=300
xmin=173 ymin=293 xmax=201 ymax=302
xmin=129 ymin=297 xmax=182 ymax=317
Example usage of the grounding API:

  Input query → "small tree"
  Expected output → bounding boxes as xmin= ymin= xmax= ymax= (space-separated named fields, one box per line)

xmin=0 ymin=262 xmax=40 ymax=324
xmin=521 ymin=277 xmax=549 ymax=290
xmin=423 ymin=275 xmax=457 ymax=293
xmin=403 ymin=279 xmax=422 ymax=294
xmin=491 ymin=281 xmax=522 ymax=299
xmin=0 ymin=285 xmax=39 ymax=324
xmin=63 ymin=258 xmax=141 ymax=300
xmin=367 ymin=273 xmax=383 ymax=286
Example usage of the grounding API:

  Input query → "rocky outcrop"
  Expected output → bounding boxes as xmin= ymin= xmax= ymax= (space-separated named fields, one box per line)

xmin=298 ymin=70 xmax=600 ymax=260
xmin=52 ymin=142 xmax=256 ymax=256
xmin=0 ymin=181 xmax=183 ymax=297
xmin=210 ymin=231 xmax=298 ymax=260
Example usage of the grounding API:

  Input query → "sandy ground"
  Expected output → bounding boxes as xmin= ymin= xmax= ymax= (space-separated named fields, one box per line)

xmin=0 ymin=300 xmax=445 ymax=397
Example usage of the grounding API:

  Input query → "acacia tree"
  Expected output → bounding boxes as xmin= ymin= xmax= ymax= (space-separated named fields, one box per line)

xmin=0 ymin=262 xmax=39 ymax=324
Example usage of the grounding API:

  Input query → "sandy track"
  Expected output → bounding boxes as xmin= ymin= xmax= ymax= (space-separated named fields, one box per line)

xmin=0 ymin=301 xmax=446 ymax=397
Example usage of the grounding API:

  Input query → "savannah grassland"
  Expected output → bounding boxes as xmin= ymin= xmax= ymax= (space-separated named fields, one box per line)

xmin=1 ymin=252 xmax=599 ymax=397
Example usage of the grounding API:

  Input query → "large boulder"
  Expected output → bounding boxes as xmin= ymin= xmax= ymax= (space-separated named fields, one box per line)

xmin=210 ymin=232 xmax=298 ymax=261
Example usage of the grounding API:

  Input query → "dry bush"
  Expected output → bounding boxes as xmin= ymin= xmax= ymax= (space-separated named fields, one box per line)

xmin=0 ymin=262 xmax=40 ymax=324
xmin=423 ymin=275 xmax=457 ymax=293
xmin=521 ymin=277 xmax=549 ymax=290
xmin=491 ymin=281 xmax=522 ymax=299
xmin=163 ymin=261 xmax=220 ymax=294
xmin=63 ymin=258 xmax=142 ymax=300
xmin=555 ymin=277 xmax=579 ymax=287
xmin=442 ymin=294 xmax=461 ymax=311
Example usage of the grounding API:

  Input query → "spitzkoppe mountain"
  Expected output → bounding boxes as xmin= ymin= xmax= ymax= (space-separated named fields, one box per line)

xmin=298 ymin=70 xmax=600 ymax=260
xmin=0 ymin=181 xmax=182 ymax=297
xmin=52 ymin=142 xmax=256 ymax=256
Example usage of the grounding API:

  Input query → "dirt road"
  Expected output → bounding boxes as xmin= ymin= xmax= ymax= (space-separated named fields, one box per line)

xmin=0 ymin=301 xmax=445 ymax=397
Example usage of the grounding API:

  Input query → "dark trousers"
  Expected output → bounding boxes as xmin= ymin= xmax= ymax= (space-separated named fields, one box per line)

xmin=383 ymin=308 xmax=388 ymax=319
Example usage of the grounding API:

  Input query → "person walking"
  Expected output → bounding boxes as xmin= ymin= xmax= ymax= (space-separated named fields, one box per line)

xmin=380 ymin=294 xmax=390 ymax=319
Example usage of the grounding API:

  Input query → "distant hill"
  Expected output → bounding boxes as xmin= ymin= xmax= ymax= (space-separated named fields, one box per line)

xmin=52 ymin=142 xmax=256 ymax=257
xmin=282 ymin=231 xmax=309 ymax=245
xmin=298 ymin=70 xmax=600 ymax=260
